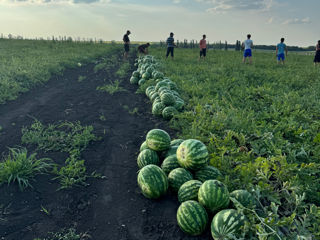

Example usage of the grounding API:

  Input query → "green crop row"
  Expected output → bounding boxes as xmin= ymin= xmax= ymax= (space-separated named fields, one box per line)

xmin=149 ymin=48 xmax=320 ymax=239
xmin=0 ymin=39 xmax=121 ymax=104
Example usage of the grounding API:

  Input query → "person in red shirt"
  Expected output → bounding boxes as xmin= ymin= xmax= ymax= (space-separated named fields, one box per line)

xmin=199 ymin=35 xmax=207 ymax=60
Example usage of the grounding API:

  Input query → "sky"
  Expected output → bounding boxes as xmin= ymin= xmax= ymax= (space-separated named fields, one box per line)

xmin=0 ymin=0 xmax=318 ymax=47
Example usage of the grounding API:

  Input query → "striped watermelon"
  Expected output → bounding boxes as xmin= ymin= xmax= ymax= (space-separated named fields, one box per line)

xmin=168 ymin=168 xmax=193 ymax=192
xmin=174 ymin=100 xmax=184 ymax=112
xmin=177 ymin=139 xmax=209 ymax=171
xmin=178 ymin=180 xmax=202 ymax=203
xmin=152 ymin=102 xmax=166 ymax=117
xmin=161 ymin=93 xmax=175 ymax=106
xmin=195 ymin=166 xmax=222 ymax=182
xmin=146 ymin=129 xmax=171 ymax=152
xmin=155 ymin=81 xmax=169 ymax=91
xmin=137 ymin=164 xmax=168 ymax=199
xmin=138 ymin=79 xmax=146 ymax=86
xmin=198 ymin=180 xmax=230 ymax=213
xmin=171 ymin=139 xmax=184 ymax=147
xmin=140 ymin=141 xmax=149 ymax=152
xmin=177 ymin=200 xmax=208 ymax=236
xmin=137 ymin=149 xmax=160 ymax=169
xmin=150 ymin=92 xmax=159 ymax=102
xmin=230 ymin=190 xmax=256 ymax=209
xmin=162 ymin=145 xmax=178 ymax=158
xmin=130 ymin=77 xmax=139 ymax=85
xmin=146 ymin=86 xmax=155 ymax=97
xmin=162 ymin=106 xmax=177 ymax=120
xmin=161 ymin=155 xmax=180 ymax=175
xmin=211 ymin=209 xmax=245 ymax=239
xmin=132 ymin=71 xmax=140 ymax=78
xmin=142 ymin=72 xmax=151 ymax=80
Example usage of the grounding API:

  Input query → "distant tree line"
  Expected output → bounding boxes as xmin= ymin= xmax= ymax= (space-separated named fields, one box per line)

xmin=158 ymin=39 xmax=315 ymax=51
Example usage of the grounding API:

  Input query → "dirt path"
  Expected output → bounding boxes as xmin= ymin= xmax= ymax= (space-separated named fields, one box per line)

xmin=0 ymin=53 xmax=210 ymax=240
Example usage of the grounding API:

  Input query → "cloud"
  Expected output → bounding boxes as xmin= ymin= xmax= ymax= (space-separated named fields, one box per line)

xmin=267 ymin=17 xmax=273 ymax=24
xmin=173 ymin=0 xmax=181 ymax=3
xmin=197 ymin=0 xmax=274 ymax=12
xmin=0 ymin=0 xmax=111 ymax=5
xmin=282 ymin=17 xmax=311 ymax=25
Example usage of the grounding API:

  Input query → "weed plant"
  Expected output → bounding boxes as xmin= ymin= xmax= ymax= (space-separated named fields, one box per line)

xmin=0 ymin=148 xmax=52 ymax=190
xmin=96 ymin=80 xmax=127 ymax=95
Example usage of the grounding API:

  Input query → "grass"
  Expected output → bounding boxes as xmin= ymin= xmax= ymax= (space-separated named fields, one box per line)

xmin=33 ymin=228 xmax=89 ymax=240
xmin=0 ymin=148 xmax=52 ymax=190
xmin=96 ymin=80 xmax=127 ymax=95
xmin=0 ymin=39 xmax=121 ymax=104
xmin=78 ymin=75 xmax=87 ymax=82
xmin=21 ymin=120 xmax=99 ymax=189
xmin=147 ymin=48 xmax=320 ymax=239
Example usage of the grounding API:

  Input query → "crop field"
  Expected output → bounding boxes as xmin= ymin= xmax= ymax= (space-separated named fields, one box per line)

xmin=0 ymin=40 xmax=319 ymax=240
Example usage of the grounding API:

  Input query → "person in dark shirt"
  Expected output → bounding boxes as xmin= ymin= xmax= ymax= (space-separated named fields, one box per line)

xmin=123 ymin=30 xmax=131 ymax=60
xmin=166 ymin=32 xmax=176 ymax=59
xmin=314 ymin=40 xmax=320 ymax=66
xmin=138 ymin=43 xmax=150 ymax=55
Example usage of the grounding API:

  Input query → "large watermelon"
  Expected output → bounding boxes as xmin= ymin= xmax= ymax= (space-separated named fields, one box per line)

xmin=211 ymin=209 xmax=245 ymax=240
xmin=177 ymin=139 xmax=209 ymax=171
xmin=178 ymin=180 xmax=202 ymax=203
xmin=138 ymin=78 xmax=146 ymax=86
xmin=142 ymin=72 xmax=151 ymax=80
xmin=155 ymin=81 xmax=169 ymax=91
xmin=195 ymin=166 xmax=222 ymax=182
xmin=168 ymin=168 xmax=193 ymax=192
xmin=150 ymin=92 xmax=159 ymax=102
xmin=177 ymin=200 xmax=208 ymax=236
xmin=198 ymin=180 xmax=230 ymax=213
xmin=162 ymin=106 xmax=177 ymax=120
xmin=137 ymin=149 xmax=160 ymax=169
xmin=140 ymin=141 xmax=149 ymax=152
xmin=137 ymin=165 xmax=168 ymax=199
xmin=146 ymin=129 xmax=171 ymax=152
xmin=152 ymin=102 xmax=166 ymax=117
xmin=145 ymin=86 xmax=155 ymax=97
xmin=161 ymin=155 xmax=180 ymax=175
xmin=161 ymin=93 xmax=176 ymax=106
xmin=230 ymin=190 xmax=256 ymax=209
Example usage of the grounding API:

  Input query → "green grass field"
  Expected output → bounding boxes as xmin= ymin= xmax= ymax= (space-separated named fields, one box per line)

xmin=0 ymin=39 xmax=121 ymax=104
xmin=148 ymin=48 xmax=320 ymax=238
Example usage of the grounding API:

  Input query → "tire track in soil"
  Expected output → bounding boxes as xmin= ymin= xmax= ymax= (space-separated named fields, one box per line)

xmin=0 ymin=53 xmax=210 ymax=240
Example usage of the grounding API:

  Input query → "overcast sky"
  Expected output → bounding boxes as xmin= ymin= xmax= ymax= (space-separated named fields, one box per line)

xmin=0 ymin=0 xmax=318 ymax=47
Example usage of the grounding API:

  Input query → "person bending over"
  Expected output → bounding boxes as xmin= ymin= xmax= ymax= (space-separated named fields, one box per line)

xmin=314 ymin=40 xmax=320 ymax=66
xmin=138 ymin=43 xmax=150 ymax=55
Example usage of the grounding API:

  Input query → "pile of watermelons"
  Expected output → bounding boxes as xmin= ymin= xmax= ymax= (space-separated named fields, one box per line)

xmin=137 ymin=129 xmax=256 ymax=239
xmin=129 ymin=55 xmax=185 ymax=120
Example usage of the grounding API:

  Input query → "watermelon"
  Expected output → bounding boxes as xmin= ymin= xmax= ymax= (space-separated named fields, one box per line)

xmin=146 ymin=129 xmax=171 ymax=152
xmin=171 ymin=139 xmax=184 ymax=147
xmin=177 ymin=139 xmax=209 ymax=171
xmin=137 ymin=165 xmax=168 ymax=199
xmin=130 ymin=77 xmax=139 ymax=85
xmin=154 ymin=72 xmax=164 ymax=79
xmin=146 ymin=66 xmax=154 ymax=74
xmin=168 ymin=82 xmax=178 ymax=91
xmin=155 ymin=81 xmax=169 ymax=91
xmin=161 ymin=155 xmax=180 ymax=175
xmin=137 ymin=149 xmax=160 ymax=169
xmin=152 ymin=102 xmax=166 ymax=117
xmin=140 ymin=141 xmax=149 ymax=152
xmin=150 ymin=92 xmax=159 ymax=102
xmin=177 ymin=200 xmax=208 ymax=236
xmin=198 ymin=180 xmax=230 ymax=213
xmin=211 ymin=209 xmax=245 ymax=240
xmin=132 ymin=71 xmax=140 ymax=78
xmin=178 ymin=180 xmax=202 ymax=203
xmin=230 ymin=190 xmax=256 ymax=209
xmin=152 ymin=97 xmax=161 ymax=106
xmin=162 ymin=106 xmax=177 ymax=120
xmin=138 ymin=79 xmax=146 ymax=86
xmin=145 ymin=86 xmax=155 ymax=97
xmin=162 ymin=145 xmax=178 ymax=158
xmin=195 ymin=166 xmax=222 ymax=182
xmin=142 ymin=72 xmax=151 ymax=80
xmin=168 ymin=168 xmax=193 ymax=192
xmin=161 ymin=93 xmax=175 ymax=106
xmin=174 ymin=100 xmax=185 ymax=111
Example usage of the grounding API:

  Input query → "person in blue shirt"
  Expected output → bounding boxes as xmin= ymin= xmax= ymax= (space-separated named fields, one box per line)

xmin=276 ymin=38 xmax=288 ymax=65
xmin=166 ymin=32 xmax=176 ymax=59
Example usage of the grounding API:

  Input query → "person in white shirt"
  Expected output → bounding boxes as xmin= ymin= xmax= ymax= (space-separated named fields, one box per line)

xmin=242 ymin=34 xmax=253 ymax=64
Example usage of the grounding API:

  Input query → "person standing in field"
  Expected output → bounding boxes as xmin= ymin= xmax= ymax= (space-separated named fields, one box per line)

xmin=242 ymin=34 xmax=253 ymax=64
xmin=314 ymin=40 xmax=320 ymax=66
xmin=166 ymin=32 xmax=176 ymax=59
xmin=276 ymin=38 xmax=288 ymax=65
xmin=123 ymin=30 xmax=131 ymax=60
xmin=199 ymin=34 xmax=207 ymax=60
xmin=138 ymin=43 xmax=150 ymax=55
